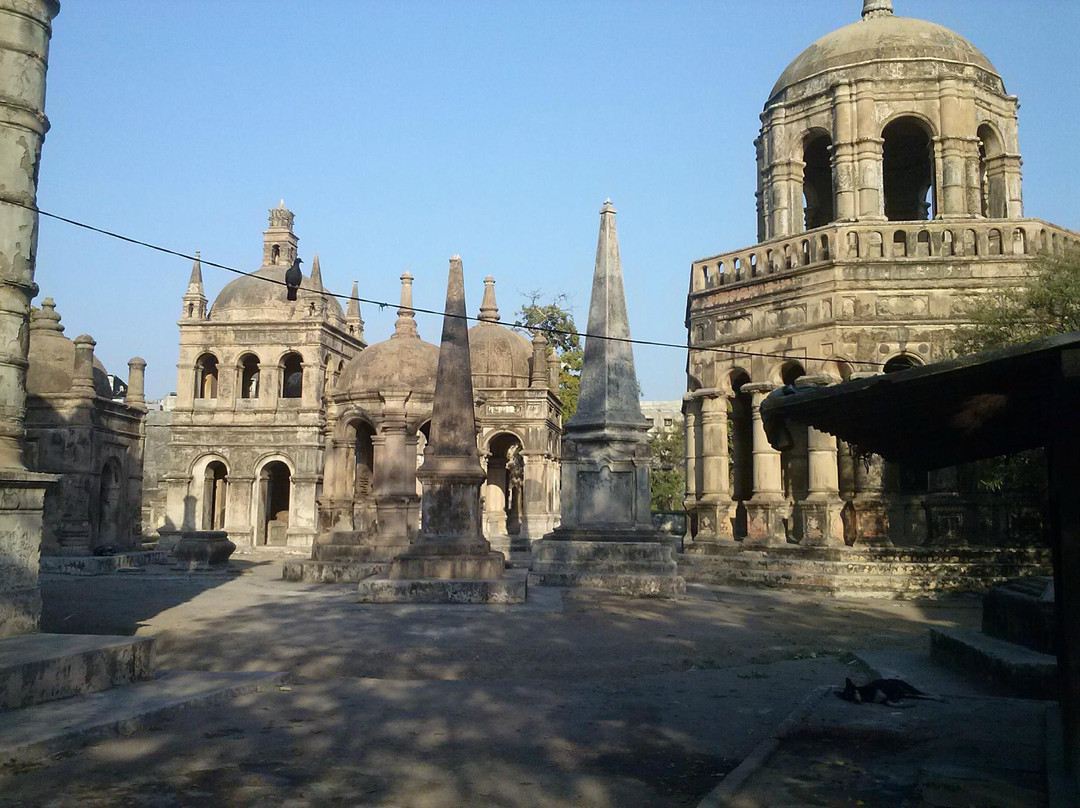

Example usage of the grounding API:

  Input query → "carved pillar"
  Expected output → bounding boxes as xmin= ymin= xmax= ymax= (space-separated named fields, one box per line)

xmin=849 ymin=451 xmax=890 ymax=545
xmin=681 ymin=394 xmax=700 ymax=545
xmin=832 ymin=81 xmax=858 ymax=221
xmin=854 ymin=81 xmax=885 ymax=220
xmin=743 ymin=383 xmax=786 ymax=545
xmin=372 ymin=394 xmax=417 ymax=548
xmin=519 ymin=451 xmax=552 ymax=540
xmin=125 ymin=357 xmax=146 ymax=409
xmin=694 ymin=391 xmax=736 ymax=544
xmin=802 ymin=427 xmax=845 ymax=546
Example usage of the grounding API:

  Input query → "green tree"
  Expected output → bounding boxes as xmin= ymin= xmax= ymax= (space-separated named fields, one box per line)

xmin=516 ymin=292 xmax=583 ymax=417
xmin=649 ymin=427 xmax=685 ymax=511
xmin=954 ymin=249 xmax=1080 ymax=354
xmin=952 ymin=249 xmax=1080 ymax=494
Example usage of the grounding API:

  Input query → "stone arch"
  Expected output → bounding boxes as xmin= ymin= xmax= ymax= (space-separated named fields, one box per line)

xmin=270 ymin=244 xmax=280 ymax=265
xmin=280 ymin=351 xmax=303 ymax=398
xmin=239 ymin=352 xmax=260 ymax=399
xmin=823 ymin=356 xmax=854 ymax=382
xmin=195 ymin=352 xmax=218 ymax=399
xmin=483 ymin=431 xmax=525 ymax=539
xmin=96 ymin=456 xmax=125 ymax=548
xmin=977 ymin=122 xmax=1006 ymax=218
xmin=883 ymin=353 xmax=923 ymax=373
xmin=203 ymin=459 xmax=228 ymax=530
xmin=255 ymin=456 xmax=294 ymax=546
xmin=802 ymin=129 xmax=835 ymax=230
xmin=882 ymin=116 xmax=935 ymax=221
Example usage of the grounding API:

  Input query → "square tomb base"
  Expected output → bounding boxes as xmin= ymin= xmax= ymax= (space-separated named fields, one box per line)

xmin=356 ymin=577 xmax=527 ymax=604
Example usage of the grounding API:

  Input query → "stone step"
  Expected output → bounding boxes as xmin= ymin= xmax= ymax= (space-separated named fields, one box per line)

xmin=685 ymin=545 xmax=1051 ymax=565
xmin=281 ymin=559 xmax=387 ymax=583
xmin=39 ymin=551 xmax=169 ymax=576
xmin=0 ymin=633 xmax=155 ymax=711
xmin=311 ymin=544 xmax=408 ymax=562
xmin=930 ymin=625 xmax=1057 ymax=700
xmin=0 ymin=668 xmax=285 ymax=767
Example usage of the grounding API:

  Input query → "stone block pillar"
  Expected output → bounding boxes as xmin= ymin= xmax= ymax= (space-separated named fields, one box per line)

xmin=801 ymin=427 xmax=845 ymax=546
xmin=0 ymin=0 xmax=60 ymax=636
xmin=849 ymin=451 xmax=890 ymax=545
xmin=692 ymin=390 xmax=736 ymax=546
xmin=743 ymin=383 xmax=786 ymax=545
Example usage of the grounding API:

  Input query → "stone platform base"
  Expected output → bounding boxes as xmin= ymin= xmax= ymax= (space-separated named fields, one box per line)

xmin=40 ymin=551 xmax=168 ymax=576
xmin=0 ymin=633 xmax=155 ymax=710
xmin=930 ymin=625 xmax=1057 ymax=699
xmin=680 ymin=544 xmax=1052 ymax=598
xmin=527 ymin=540 xmax=685 ymax=598
xmin=356 ymin=577 xmax=527 ymax=604
xmin=282 ymin=559 xmax=387 ymax=583
xmin=172 ymin=530 xmax=236 ymax=571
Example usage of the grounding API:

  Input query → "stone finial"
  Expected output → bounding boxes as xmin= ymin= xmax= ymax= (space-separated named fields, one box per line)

xmin=268 ymin=200 xmax=294 ymax=230
xmin=568 ymin=199 xmax=647 ymax=429
xmin=392 ymin=271 xmax=418 ymax=339
xmin=126 ymin=357 xmax=147 ymax=408
xmin=547 ymin=348 xmax=560 ymax=391
xmin=478 ymin=275 xmax=500 ymax=323
xmin=531 ymin=330 xmax=548 ymax=388
xmin=72 ymin=334 xmax=97 ymax=397
xmin=31 ymin=297 xmax=63 ymax=333
xmin=346 ymin=279 xmax=364 ymax=339
xmin=862 ymin=0 xmax=893 ymax=19
xmin=309 ymin=253 xmax=323 ymax=290
xmin=187 ymin=251 xmax=203 ymax=291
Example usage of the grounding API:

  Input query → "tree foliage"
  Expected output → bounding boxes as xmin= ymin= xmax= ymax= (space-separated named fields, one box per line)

xmin=952 ymin=250 xmax=1080 ymax=495
xmin=649 ymin=426 xmax=685 ymax=511
xmin=953 ymin=249 xmax=1080 ymax=354
xmin=516 ymin=292 xmax=583 ymax=417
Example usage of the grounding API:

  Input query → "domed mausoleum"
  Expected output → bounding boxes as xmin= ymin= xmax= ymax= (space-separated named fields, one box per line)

xmin=155 ymin=204 xmax=563 ymax=561
xmin=682 ymin=1 xmax=1079 ymax=589
xmin=25 ymin=298 xmax=147 ymax=555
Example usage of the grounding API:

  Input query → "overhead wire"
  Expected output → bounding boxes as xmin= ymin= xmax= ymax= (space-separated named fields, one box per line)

xmin=8 ymin=197 xmax=885 ymax=368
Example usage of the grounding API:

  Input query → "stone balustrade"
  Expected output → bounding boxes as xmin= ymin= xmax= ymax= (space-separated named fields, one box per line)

xmin=690 ymin=219 xmax=1080 ymax=293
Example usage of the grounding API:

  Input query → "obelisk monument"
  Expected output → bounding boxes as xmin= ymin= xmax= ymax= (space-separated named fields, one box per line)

xmin=357 ymin=256 xmax=526 ymax=603
xmin=529 ymin=200 xmax=685 ymax=597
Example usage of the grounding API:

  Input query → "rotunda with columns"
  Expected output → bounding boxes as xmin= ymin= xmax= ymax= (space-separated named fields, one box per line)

xmin=684 ymin=1 xmax=1079 ymax=559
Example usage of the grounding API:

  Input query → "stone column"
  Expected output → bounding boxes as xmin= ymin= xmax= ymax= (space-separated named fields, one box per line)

xmin=372 ymin=393 xmax=416 ymax=549
xmin=937 ymin=78 xmax=974 ymax=217
xmin=832 ymin=81 xmax=858 ymax=221
xmin=850 ymin=451 xmax=890 ymax=545
xmin=854 ymin=81 xmax=885 ymax=220
xmin=743 ymin=383 xmax=786 ymax=545
xmin=694 ymin=391 xmax=736 ymax=544
xmin=681 ymin=394 xmax=699 ymax=546
xmin=926 ymin=465 xmax=964 ymax=545
xmin=72 ymin=335 xmax=97 ymax=398
xmin=518 ymin=451 xmax=550 ymax=541
xmin=801 ymin=427 xmax=845 ymax=546
xmin=125 ymin=357 xmax=146 ymax=409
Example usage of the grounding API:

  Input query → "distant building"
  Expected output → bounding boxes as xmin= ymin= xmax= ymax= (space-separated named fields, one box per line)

xmin=639 ymin=401 xmax=682 ymax=437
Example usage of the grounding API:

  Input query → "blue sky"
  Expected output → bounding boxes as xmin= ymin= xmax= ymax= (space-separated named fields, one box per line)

xmin=32 ymin=0 xmax=1080 ymax=400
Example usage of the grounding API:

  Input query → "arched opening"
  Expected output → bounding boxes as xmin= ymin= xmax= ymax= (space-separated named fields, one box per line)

xmin=195 ymin=353 xmax=218 ymax=399
xmin=484 ymin=432 xmax=524 ymax=539
xmin=729 ymin=371 xmax=753 ymax=539
xmin=281 ymin=352 xmax=303 ymax=398
xmin=802 ymin=132 xmax=835 ymax=230
xmin=978 ymin=124 xmax=1005 ymax=218
xmin=349 ymin=420 xmax=377 ymax=532
xmin=203 ymin=460 xmax=228 ymax=529
xmin=884 ymin=354 xmax=922 ymax=374
xmin=239 ymin=353 xmax=260 ymax=399
xmin=260 ymin=461 xmax=291 ymax=545
xmin=882 ymin=117 xmax=934 ymax=221
xmin=96 ymin=457 xmax=124 ymax=549
xmin=271 ymin=244 xmax=280 ymax=265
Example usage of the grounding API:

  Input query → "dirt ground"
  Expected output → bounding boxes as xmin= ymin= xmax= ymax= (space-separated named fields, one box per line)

xmin=0 ymin=553 xmax=987 ymax=807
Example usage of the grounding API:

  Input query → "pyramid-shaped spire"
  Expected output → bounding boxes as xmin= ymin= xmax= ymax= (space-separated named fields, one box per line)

xmin=346 ymin=280 xmax=361 ymax=320
xmin=186 ymin=251 xmax=203 ymax=292
xmin=568 ymin=199 xmax=647 ymax=429
xmin=392 ymin=271 xmax=418 ymax=339
xmin=309 ymin=253 xmax=323 ymax=290
xmin=477 ymin=275 xmax=500 ymax=323
xmin=417 ymin=255 xmax=485 ymax=483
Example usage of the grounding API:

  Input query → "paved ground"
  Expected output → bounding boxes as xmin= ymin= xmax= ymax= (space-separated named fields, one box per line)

xmin=0 ymin=551 xmax=1045 ymax=807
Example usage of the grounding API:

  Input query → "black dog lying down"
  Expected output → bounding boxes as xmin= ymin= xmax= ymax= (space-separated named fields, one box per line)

xmin=837 ymin=677 xmax=946 ymax=706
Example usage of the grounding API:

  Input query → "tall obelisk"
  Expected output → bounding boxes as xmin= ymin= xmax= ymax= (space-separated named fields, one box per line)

xmin=529 ymin=201 xmax=684 ymax=597
xmin=357 ymin=256 xmax=526 ymax=603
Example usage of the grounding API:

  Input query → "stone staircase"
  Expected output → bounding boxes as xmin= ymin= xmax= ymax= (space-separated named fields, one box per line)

xmin=679 ymin=545 xmax=1052 ymax=598
xmin=0 ymin=633 xmax=283 ymax=765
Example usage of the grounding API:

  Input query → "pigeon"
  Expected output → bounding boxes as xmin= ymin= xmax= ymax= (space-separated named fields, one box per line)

xmin=285 ymin=256 xmax=303 ymax=301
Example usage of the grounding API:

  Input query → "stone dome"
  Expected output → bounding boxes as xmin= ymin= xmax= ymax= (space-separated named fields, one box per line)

xmin=468 ymin=322 xmax=531 ymax=389
xmin=467 ymin=275 xmax=532 ymax=389
xmin=209 ymin=267 xmax=345 ymax=321
xmin=769 ymin=8 xmax=1001 ymax=102
xmin=336 ymin=332 xmax=439 ymax=395
xmin=27 ymin=299 xmax=112 ymax=397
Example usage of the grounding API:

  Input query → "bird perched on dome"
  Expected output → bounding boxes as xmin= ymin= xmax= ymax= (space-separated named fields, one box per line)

xmin=285 ymin=256 xmax=303 ymax=300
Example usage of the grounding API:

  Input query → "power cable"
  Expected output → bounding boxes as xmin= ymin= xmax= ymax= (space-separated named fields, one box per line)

xmin=9 ymin=197 xmax=885 ymax=368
